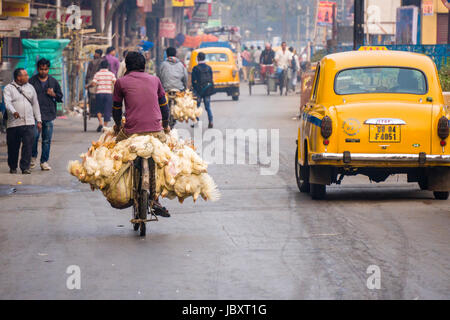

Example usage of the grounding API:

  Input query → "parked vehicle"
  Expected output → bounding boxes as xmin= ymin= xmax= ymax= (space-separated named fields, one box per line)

xmin=296 ymin=50 xmax=450 ymax=200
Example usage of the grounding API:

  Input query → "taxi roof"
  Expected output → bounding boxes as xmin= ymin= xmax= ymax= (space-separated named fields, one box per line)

xmin=192 ymin=47 xmax=234 ymax=55
xmin=322 ymin=50 xmax=435 ymax=70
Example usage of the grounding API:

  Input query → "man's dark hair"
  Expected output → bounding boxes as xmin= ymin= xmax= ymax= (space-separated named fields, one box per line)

xmin=250 ymin=45 xmax=254 ymax=49
xmin=197 ymin=52 xmax=206 ymax=62
xmin=257 ymin=46 xmax=261 ymax=50
xmin=100 ymin=59 xmax=109 ymax=69
xmin=282 ymin=41 xmax=287 ymax=46
xmin=95 ymin=49 xmax=103 ymax=56
xmin=37 ymin=58 xmax=51 ymax=69
xmin=289 ymin=46 xmax=294 ymax=52
xmin=106 ymin=46 xmax=115 ymax=54
xmin=13 ymin=68 xmax=25 ymax=81
xmin=125 ymin=51 xmax=146 ymax=72
xmin=166 ymin=47 xmax=177 ymax=57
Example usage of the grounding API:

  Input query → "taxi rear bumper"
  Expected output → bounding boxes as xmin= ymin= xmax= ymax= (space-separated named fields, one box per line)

xmin=311 ymin=152 xmax=450 ymax=164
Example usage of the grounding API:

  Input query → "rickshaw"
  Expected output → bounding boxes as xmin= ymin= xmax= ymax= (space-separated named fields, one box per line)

xmin=266 ymin=66 xmax=289 ymax=96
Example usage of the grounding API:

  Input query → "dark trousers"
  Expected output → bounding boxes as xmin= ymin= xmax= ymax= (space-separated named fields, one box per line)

xmin=7 ymin=125 xmax=35 ymax=171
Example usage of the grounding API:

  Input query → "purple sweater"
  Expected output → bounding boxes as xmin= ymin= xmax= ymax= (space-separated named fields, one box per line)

xmin=105 ymin=54 xmax=120 ymax=77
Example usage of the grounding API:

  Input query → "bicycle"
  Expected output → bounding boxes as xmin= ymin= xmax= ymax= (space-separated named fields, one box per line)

xmin=130 ymin=156 xmax=158 ymax=237
xmin=278 ymin=68 xmax=289 ymax=96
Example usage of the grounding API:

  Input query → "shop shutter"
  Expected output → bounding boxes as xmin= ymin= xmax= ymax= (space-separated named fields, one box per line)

xmin=437 ymin=13 xmax=448 ymax=44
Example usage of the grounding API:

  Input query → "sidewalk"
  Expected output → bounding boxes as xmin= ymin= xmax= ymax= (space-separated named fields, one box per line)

xmin=0 ymin=115 xmax=103 ymax=190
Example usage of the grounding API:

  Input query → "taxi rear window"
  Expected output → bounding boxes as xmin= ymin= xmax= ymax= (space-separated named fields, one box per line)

xmin=335 ymin=67 xmax=427 ymax=95
xmin=201 ymin=53 xmax=229 ymax=62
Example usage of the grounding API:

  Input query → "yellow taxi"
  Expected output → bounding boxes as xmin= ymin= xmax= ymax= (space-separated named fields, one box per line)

xmin=188 ymin=47 xmax=240 ymax=101
xmin=295 ymin=50 xmax=450 ymax=200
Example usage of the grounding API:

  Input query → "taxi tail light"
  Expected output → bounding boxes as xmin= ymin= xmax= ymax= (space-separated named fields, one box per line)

xmin=437 ymin=116 xmax=449 ymax=140
xmin=321 ymin=116 xmax=332 ymax=139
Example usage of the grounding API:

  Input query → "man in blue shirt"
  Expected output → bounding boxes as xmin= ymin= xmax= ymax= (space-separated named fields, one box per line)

xmin=29 ymin=58 xmax=63 ymax=171
xmin=191 ymin=52 xmax=214 ymax=128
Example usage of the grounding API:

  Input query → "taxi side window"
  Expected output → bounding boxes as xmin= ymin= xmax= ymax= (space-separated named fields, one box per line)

xmin=311 ymin=64 xmax=321 ymax=102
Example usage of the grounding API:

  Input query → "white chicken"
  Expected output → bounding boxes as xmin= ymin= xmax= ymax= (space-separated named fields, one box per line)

xmin=69 ymin=124 xmax=220 ymax=205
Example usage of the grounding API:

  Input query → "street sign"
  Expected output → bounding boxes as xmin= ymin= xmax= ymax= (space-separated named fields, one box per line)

xmin=1 ymin=1 xmax=30 ymax=18
xmin=172 ymin=0 xmax=194 ymax=7
xmin=159 ymin=20 xmax=176 ymax=39
xmin=192 ymin=3 xmax=209 ymax=23
xmin=423 ymin=0 xmax=433 ymax=16
xmin=37 ymin=8 xmax=92 ymax=25
xmin=317 ymin=1 xmax=336 ymax=26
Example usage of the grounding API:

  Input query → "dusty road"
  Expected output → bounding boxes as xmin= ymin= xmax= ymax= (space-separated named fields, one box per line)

xmin=0 ymin=84 xmax=449 ymax=299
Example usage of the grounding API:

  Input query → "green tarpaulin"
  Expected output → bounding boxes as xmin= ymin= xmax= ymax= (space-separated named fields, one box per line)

xmin=17 ymin=39 xmax=70 ymax=112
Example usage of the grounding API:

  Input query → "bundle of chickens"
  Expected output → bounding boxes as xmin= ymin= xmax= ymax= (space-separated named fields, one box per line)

xmin=171 ymin=90 xmax=203 ymax=123
xmin=68 ymin=128 xmax=220 ymax=204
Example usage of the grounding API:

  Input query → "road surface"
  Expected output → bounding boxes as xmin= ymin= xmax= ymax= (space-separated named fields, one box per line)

xmin=0 ymin=84 xmax=449 ymax=299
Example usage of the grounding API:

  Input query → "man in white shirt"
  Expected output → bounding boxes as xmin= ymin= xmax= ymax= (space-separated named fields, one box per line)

xmin=3 ymin=68 xmax=42 ymax=174
xmin=275 ymin=42 xmax=293 ymax=70
xmin=274 ymin=42 xmax=293 ymax=94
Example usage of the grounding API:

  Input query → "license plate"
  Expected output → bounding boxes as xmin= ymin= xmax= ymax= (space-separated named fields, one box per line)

xmin=369 ymin=125 xmax=401 ymax=143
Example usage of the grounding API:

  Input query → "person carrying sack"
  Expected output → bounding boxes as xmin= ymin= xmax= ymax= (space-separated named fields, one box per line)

xmin=191 ymin=52 xmax=214 ymax=129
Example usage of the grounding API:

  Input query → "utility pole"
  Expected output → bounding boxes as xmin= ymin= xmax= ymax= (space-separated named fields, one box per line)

xmin=306 ymin=5 xmax=310 ymax=42
xmin=56 ymin=0 xmax=61 ymax=38
xmin=353 ymin=0 xmax=365 ymax=50
xmin=297 ymin=5 xmax=301 ymax=46
xmin=282 ymin=0 xmax=287 ymax=41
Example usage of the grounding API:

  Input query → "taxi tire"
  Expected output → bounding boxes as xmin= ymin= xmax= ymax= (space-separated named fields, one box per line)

xmin=418 ymin=178 xmax=428 ymax=191
xmin=433 ymin=191 xmax=449 ymax=200
xmin=311 ymin=183 xmax=326 ymax=200
xmin=295 ymin=147 xmax=310 ymax=193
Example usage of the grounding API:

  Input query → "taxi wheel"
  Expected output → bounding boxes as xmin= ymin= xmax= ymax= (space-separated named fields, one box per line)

xmin=433 ymin=191 xmax=449 ymax=200
xmin=295 ymin=147 xmax=310 ymax=193
xmin=311 ymin=183 xmax=326 ymax=200
xmin=418 ymin=178 xmax=428 ymax=191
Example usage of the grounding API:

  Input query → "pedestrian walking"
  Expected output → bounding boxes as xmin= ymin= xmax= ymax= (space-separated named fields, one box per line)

xmin=241 ymin=46 xmax=252 ymax=82
xmin=29 ymin=58 xmax=63 ymax=171
xmin=85 ymin=49 xmax=103 ymax=116
xmin=3 ymin=68 xmax=42 ymax=174
xmin=253 ymin=46 xmax=262 ymax=67
xmin=117 ymin=50 xmax=128 ymax=78
xmin=0 ymin=87 xmax=6 ymax=134
xmin=105 ymin=46 xmax=120 ymax=77
xmin=86 ymin=60 xmax=116 ymax=132
xmin=191 ymin=52 xmax=214 ymax=129
xmin=288 ymin=47 xmax=300 ymax=93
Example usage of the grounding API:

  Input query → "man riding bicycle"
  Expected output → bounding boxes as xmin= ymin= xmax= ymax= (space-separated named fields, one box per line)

xmin=274 ymin=42 xmax=293 ymax=93
xmin=112 ymin=51 xmax=171 ymax=218
xmin=159 ymin=47 xmax=188 ymax=92
xmin=259 ymin=43 xmax=275 ymax=81
xmin=159 ymin=47 xmax=188 ymax=127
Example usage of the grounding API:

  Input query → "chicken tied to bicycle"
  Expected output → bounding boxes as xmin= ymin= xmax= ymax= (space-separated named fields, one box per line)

xmin=170 ymin=90 xmax=203 ymax=123
xmin=68 ymin=127 xmax=220 ymax=207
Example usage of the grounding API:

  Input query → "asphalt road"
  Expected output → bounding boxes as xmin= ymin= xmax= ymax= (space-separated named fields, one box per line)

xmin=0 ymin=84 xmax=449 ymax=299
